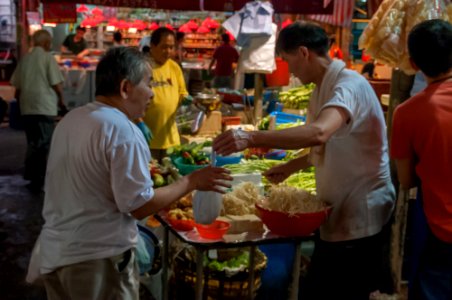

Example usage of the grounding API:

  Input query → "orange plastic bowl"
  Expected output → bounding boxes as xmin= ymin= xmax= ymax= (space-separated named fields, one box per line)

xmin=194 ymin=220 xmax=231 ymax=239
xmin=168 ymin=218 xmax=195 ymax=231
xmin=255 ymin=203 xmax=332 ymax=237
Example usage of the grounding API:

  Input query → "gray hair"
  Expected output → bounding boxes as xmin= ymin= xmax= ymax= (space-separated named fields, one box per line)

xmin=32 ymin=30 xmax=52 ymax=47
xmin=95 ymin=47 xmax=148 ymax=97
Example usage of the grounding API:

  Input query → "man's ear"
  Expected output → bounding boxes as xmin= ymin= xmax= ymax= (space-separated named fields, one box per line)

xmin=298 ymin=46 xmax=309 ymax=60
xmin=409 ymin=58 xmax=420 ymax=71
xmin=119 ymin=79 xmax=129 ymax=99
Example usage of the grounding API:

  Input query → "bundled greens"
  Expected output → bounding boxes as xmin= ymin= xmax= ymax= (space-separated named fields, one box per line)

xmin=279 ymin=83 xmax=315 ymax=109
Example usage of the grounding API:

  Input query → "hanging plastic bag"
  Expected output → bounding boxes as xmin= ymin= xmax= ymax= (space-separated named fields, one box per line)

xmin=193 ymin=151 xmax=223 ymax=225
xmin=193 ymin=190 xmax=223 ymax=225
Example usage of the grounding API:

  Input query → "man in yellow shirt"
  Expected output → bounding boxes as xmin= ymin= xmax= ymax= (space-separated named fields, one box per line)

xmin=143 ymin=27 xmax=189 ymax=161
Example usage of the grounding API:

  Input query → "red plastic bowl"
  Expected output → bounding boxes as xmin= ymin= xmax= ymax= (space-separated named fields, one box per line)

xmin=168 ymin=218 xmax=195 ymax=231
xmin=255 ymin=203 xmax=332 ymax=237
xmin=194 ymin=220 xmax=231 ymax=239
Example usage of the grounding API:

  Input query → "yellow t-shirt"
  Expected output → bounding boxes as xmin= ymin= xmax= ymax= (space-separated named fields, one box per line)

xmin=144 ymin=58 xmax=188 ymax=149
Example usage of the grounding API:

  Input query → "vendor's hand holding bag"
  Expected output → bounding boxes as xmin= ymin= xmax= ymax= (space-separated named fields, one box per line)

xmin=193 ymin=152 xmax=222 ymax=225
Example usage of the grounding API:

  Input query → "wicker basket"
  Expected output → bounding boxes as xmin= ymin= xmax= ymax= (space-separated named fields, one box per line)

xmin=171 ymin=248 xmax=267 ymax=300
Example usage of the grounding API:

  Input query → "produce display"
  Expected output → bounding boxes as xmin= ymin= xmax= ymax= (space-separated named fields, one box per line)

xmin=359 ymin=0 xmax=452 ymax=74
xmin=264 ymin=185 xmax=325 ymax=214
xmin=221 ymin=182 xmax=262 ymax=216
xmin=284 ymin=167 xmax=316 ymax=194
xmin=167 ymin=141 xmax=211 ymax=165
xmin=278 ymin=84 xmax=315 ymax=109
xmin=223 ymin=159 xmax=282 ymax=174
xmin=149 ymin=157 xmax=181 ymax=187
xmin=206 ymin=250 xmax=250 ymax=272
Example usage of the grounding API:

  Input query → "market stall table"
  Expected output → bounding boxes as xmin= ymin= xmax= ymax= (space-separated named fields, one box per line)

xmin=154 ymin=213 xmax=314 ymax=300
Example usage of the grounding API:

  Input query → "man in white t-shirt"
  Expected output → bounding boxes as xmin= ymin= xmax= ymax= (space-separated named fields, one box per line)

xmin=36 ymin=47 xmax=232 ymax=299
xmin=213 ymin=22 xmax=395 ymax=299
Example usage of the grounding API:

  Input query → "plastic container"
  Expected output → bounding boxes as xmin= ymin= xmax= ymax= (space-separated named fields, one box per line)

xmin=265 ymin=149 xmax=286 ymax=160
xmin=269 ymin=111 xmax=306 ymax=125
xmin=221 ymin=116 xmax=241 ymax=126
xmin=265 ymin=58 xmax=290 ymax=87
xmin=168 ymin=218 xmax=195 ymax=231
xmin=172 ymin=156 xmax=208 ymax=175
xmin=195 ymin=220 xmax=231 ymax=239
xmin=255 ymin=203 xmax=332 ymax=237
xmin=216 ymin=154 xmax=243 ymax=166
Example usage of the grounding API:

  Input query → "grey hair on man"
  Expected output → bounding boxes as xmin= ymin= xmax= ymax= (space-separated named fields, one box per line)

xmin=95 ymin=47 xmax=148 ymax=97
xmin=32 ymin=30 xmax=52 ymax=49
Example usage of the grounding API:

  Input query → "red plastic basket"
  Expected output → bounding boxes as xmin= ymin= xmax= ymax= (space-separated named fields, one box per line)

xmin=255 ymin=204 xmax=332 ymax=237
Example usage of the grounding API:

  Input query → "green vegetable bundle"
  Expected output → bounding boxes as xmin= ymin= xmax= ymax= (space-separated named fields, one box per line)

xmin=279 ymin=83 xmax=315 ymax=109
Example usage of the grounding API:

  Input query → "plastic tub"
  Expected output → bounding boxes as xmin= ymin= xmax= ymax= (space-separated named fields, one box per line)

xmin=269 ymin=111 xmax=306 ymax=125
xmin=265 ymin=58 xmax=290 ymax=87
xmin=222 ymin=116 xmax=241 ymax=126
xmin=172 ymin=156 xmax=207 ymax=175
xmin=168 ymin=218 xmax=195 ymax=231
xmin=255 ymin=203 xmax=332 ymax=237
xmin=216 ymin=154 xmax=243 ymax=166
xmin=195 ymin=220 xmax=230 ymax=239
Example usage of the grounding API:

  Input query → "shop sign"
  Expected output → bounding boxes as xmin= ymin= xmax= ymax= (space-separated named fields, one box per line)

xmin=43 ymin=2 xmax=77 ymax=23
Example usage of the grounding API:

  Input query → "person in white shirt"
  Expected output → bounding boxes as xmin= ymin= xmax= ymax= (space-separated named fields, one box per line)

xmin=213 ymin=22 xmax=395 ymax=299
xmin=37 ymin=47 xmax=232 ymax=299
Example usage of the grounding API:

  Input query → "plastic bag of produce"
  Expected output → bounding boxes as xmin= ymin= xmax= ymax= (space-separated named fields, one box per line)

xmin=193 ymin=190 xmax=223 ymax=225
xmin=193 ymin=151 xmax=223 ymax=224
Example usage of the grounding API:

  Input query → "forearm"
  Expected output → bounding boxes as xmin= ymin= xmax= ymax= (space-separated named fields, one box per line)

xmin=287 ymin=155 xmax=312 ymax=172
xmin=131 ymin=174 xmax=195 ymax=219
xmin=77 ymin=49 xmax=90 ymax=58
xmin=251 ymin=125 xmax=324 ymax=150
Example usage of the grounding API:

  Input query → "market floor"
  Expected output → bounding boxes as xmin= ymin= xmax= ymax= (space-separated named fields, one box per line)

xmin=0 ymin=125 xmax=47 ymax=300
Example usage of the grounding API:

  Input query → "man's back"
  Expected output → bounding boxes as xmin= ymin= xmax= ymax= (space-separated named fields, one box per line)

xmin=213 ymin=44 xmax=239 ymax=76
xmin=10 ymin=47 xmax=63 ymax=116
xmin=391 ymin=80 xmax=452 ymax=243
xmin=40 ymin=101 xmax=153 ymax=273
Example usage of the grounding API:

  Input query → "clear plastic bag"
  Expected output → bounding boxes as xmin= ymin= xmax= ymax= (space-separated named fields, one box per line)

xmin=193 ymin=190 xmax=222 ymax=225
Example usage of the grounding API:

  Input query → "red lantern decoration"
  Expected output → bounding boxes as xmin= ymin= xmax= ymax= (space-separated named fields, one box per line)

xmin=149 ymin=22 xmax=159 ymax=31
xmin=196 ymin=25 xmax=209 ymax=34
xmin=91 ymin=7 xmax=103 ymax=16
xmin=165 ymin=23 xmax=174 ymax=31
xmin=76 ymin=4 xmax=89 ymax=13
xmin=226 ymin=31 xmax=235 ymax=41
xmin=186 ymin=20 xmax=198 ymax=31
xmin=281 ymin=19 xmax=293 ymax=29
xmin=108 ymin=18 xmax=118 ymax=27
xmin=178 ymin=24 xmax=192 ymax=33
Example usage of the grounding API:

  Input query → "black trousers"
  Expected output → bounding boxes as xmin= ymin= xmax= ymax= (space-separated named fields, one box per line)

xmin=299 ymin=222 xmax=393 ymax=300
xmin=22 ymin=115 xmax=55 ymax=188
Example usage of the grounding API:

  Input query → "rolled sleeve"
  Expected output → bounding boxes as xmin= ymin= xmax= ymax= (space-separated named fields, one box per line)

xmin=322 ymin=86 xmax=355 ymax=138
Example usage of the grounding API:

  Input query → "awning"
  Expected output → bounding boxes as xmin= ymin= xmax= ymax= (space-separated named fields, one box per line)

xmin=40 ymin=0 xmax=334 ymax=14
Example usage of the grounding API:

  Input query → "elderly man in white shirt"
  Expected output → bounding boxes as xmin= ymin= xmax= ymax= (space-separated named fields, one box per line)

xmin=33 ymin=46 xmax=231 ymax=300
xmin=213 ymin=22 xmax=395 ymax=300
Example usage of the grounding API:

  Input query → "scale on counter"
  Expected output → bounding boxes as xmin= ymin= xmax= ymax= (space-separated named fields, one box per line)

xmin=191 ymin=93 xmax=222 ymax=135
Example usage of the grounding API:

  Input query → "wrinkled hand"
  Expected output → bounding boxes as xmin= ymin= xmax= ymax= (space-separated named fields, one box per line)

xmin=189 ymin=166 xmax=232 ymax=194
xmin=136 ymin=121 xmax=153 ymax=144
xmin=213 ymin=129 xmax=253 ymax=156
xmin=263 ymin=162 xmax=293 ymax=184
